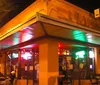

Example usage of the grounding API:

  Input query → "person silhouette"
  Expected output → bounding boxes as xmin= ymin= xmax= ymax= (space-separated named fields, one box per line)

xmin=9 ymin=71 xmax=15 ymax=85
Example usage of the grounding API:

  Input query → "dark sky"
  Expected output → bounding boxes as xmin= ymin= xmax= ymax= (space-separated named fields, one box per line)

xmin=12 ymin=0 xmax=100 ymax=13
xmin=0 ymin=0 xmax=99 ymax=27
xmin=66 ymin=0 xmax=100 ymax=13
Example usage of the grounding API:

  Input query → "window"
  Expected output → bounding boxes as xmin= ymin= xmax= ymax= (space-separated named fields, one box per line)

xmin=59 ymin=47 xmax=95 ymax=79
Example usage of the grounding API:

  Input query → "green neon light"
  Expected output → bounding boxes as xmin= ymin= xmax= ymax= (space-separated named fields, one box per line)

xmin=73 ymin=30 xmax=87 ymax=42
xmin=14 ymin=38 xmax=19 ymax=45
xmin=75 ymin=51 xmax=85 ymax=58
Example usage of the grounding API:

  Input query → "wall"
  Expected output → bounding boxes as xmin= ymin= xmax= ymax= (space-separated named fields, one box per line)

xmin=0 ymin=0 xmax=100 ymax=41
xmin=47 ymin=0 xmax=100 ymax=31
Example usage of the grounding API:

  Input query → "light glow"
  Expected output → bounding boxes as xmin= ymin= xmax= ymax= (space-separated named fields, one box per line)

xmin=21 ymin=52 xmax=32 ymax=60
xmin=73 ymin=30 xmax=86 ymax=41
xmin=22 ymin=33 xmax=33 ymax=42
xmin=86 ymin=34 xmax=92 ymax=42
xmin=90 ymin=65 xmax=93 ymax=69
xmin=12 ymin=53 xmax=18 ymax=58
xmin=75 ymin=51 xmax=85 ymax=58
xmin=89 ymin=50 xmax=94 ymax=58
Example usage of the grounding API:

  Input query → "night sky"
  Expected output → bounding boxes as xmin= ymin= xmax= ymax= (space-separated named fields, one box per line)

xmin=66 ymin=0 xmax=100 ymax=13
xmin=12 ymin=0 xmax=100 ymax=13
xmin=22 ymin=0 xmax=100 ymax=13
xmin=0 ymin=0 xmax=99 ymax=27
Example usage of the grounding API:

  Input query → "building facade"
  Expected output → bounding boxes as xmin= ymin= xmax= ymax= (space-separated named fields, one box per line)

xmin=0 ymin=0 xmax=100 ymax=85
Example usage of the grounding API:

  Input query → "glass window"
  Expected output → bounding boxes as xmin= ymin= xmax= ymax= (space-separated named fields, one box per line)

xmin=59 ymin=47 xmax=95 ymax=79
xmin=6 ymin=51 xmax=18 ymax=76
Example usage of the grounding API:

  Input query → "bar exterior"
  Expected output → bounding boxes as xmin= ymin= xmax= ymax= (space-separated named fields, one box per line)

xmin=0 ymin=0 xmax=100 ymax=85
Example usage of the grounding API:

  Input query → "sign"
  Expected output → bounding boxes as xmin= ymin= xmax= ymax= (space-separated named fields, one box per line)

xmin=94 ymin=8 xmax=100 ymax=18
xmin=75 ymin=51 xmax=85 ymax=58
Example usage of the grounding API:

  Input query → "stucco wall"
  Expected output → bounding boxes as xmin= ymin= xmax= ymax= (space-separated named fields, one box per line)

xmin=47 ymin=0 xmax=100 ymax=31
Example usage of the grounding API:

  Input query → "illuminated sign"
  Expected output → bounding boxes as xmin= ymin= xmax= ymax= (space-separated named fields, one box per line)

xmin=21 ymin=52 xmax=32 ymax=60
xmin=73 ymin=30 xmax=87 ymax=42
xmin=75 ymin=51 xmax=85 ymax=58
xmin=94 ymin=8 xmax=100 ymax=18
xmin=89 ymin=50 xmax=94 ymax=58
xmin=12 ymin=53 xmax=18 ymax=58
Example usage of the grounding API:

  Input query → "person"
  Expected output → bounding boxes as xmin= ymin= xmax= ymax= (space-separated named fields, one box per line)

xmin=9 ymin=71 xmax=15 ymax=85
xmin=59 ymin=58 xmax=68 ymax=85
xmin=59 ymin=63 xmax=64 ymax=85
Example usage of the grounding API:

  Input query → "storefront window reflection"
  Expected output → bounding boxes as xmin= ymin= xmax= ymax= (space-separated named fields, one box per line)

xmin=7 ymin=51 xmax=18 ymax=77
xmin=59 ymin=47 xmax=95 ymax=80
xmin=6 ymin=49 xmax=39 ymax=80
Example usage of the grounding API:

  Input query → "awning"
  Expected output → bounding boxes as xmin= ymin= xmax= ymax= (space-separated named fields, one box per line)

xmin=0 ymin=13 xmax=100 ymax=50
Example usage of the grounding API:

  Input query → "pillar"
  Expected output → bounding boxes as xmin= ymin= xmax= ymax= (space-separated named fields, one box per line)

xmin=39 ymin=39 xmax=59 ymax=85
xmin=0 ymin=53 xmax=6 ymax=75
xmin=95 ymin=47 xmax=100 ymax=73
